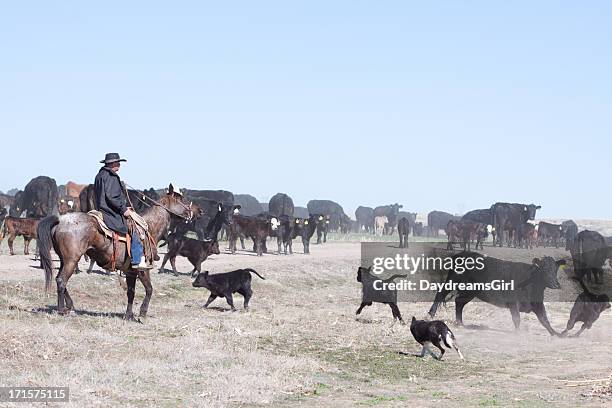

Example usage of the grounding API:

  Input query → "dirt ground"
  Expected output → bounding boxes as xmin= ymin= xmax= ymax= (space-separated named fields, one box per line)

xmin=0 ymin=235 xmax=611 ymax=407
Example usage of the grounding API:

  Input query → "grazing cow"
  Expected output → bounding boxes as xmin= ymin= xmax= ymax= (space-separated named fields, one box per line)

xmin=561 ymin=220 xmax=579 ymax=251
xmin=19 ymin=176 xmax=59 ymax=217
xmin=398 ymin=217 xmax=410 ymax=248
xmin=429 ymin=252 xmax=565 ymax=335
xmin=192 ymin=268 xmax=265 ymax=311
xmin=561 ymin=278 xmax=611 ymax=337
xmin=307 ymin=200 xmax=349 ymax=232
xmin=355 ymin=266 xmax=405 ymax=323
xmin=374 ymin=216 xmax=388 ymax=236
xmin=427 ymin=210 xmax=459 ymax=237
xmin=159 ymin=235 xmax=220 ymax=276
xmin=234 ymin=194 xmax=264 ymax=216
xmin=228 ymin=214 xmax=279 ymax=256
xmin=570 ymin=230 xmax=612 ymax=283
xmin=373 ymin=204 xmax=403 ymax=235
xmin=412 ymin=222 xmax=424 ymax=237
xmin=0 ymin=216 xmax=40 ymax=255
xmin=268 ymin=193 xmax=294 ymax=217
xmin=520 ymin=223 xmax=538 ymax=249
xmin=490 ymin=202 xmax=540 ymax=247
xmin=355 ymin=206 xmax=375 ymax=233
xmin=446 ymin=220 xmax=487 ymax=251
xmin=537 ymin=221 xmax=563 ymax=248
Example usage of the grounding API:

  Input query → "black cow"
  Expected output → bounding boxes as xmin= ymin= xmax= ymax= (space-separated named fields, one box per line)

xmin=427 ymin=210 xmax=459 ymax=237
xmin=313 ymin=214 xmax=329 ymax=244
xmin=192 ymin=268 xmax=265 ymax=311
xmin=234 ymin=194 xmax=264 ymax=216
xmin=127 ymin=187 xmax=160 ymax=214
xmin=537 ymin=221 xmax=563 ymax=248
xmin=307 ymin=200 xmax=349 ymax=233
xmin=79 ymin=184 xmax=96 ymax=213
xmin=355 ymin=266 xmax=405 ymax=323
xmin=561 ymin=278 xmax=610 ymax=337
xmin=295 ymin=214 xmax=318 ymax=254
xmin=570 ymin=230 xmax=612 ymax=283
xmin=491 ymin=202 xmax=540 ymax=247
xmin=268 ymin=193 xmax=294 ymax=217
xmin=181 ymin=189 xmax=234 ymax=240
xmin=355 ymin=206 xmax=375 ymax=233
xmin=16 ymin=176 xmax=59 ymax=217
xmin=462 ymin=208 xmax=495 ymax=244
xmin=561 ymin=220 xmax=579 ymax=251
xmin=9 ymin=191 xmax=24 ymax=216
xmin=159 ymin=236 xmax=220 ymax=276
xmin=398 ymin=217 xmax=410 ymax=248
xmin=373 ymin=204 xmax=403 ymax=235
xmin=429 ymin=252 xmax=565 ymax=336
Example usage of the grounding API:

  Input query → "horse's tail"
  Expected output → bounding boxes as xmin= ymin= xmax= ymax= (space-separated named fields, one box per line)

xmin=37 ymin=215 xmax=59 ymax=292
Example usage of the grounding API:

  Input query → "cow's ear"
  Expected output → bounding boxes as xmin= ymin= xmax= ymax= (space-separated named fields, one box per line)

xmin=556 ymin=259 xmax=567 ymax=267
xmin=536 ymin=206 xmax=542 ymax=209
xmin=168 ymin=184 xmax=174 ymax=194
xmin=532 ymin=258 xmax=542 ymax=268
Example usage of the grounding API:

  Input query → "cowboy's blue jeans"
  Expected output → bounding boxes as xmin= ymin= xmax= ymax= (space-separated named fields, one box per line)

xmin=131 ymin=233 xmax=143 ymax=265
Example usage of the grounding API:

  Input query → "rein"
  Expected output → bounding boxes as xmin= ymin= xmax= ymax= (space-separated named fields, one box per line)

xmin=123 ymin=183 xmax=193 ymax=221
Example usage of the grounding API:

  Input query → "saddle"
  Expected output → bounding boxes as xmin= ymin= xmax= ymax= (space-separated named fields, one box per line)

xmin=88 ymin=210 xmax=157 ymax=271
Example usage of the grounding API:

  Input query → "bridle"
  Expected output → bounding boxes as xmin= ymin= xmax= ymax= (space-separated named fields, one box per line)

xmin=124 ymin=184 xmax=194 ymax=221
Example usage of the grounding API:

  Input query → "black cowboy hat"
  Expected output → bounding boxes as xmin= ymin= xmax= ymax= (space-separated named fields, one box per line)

xmin=100 ymin=153 xmax=127 ymax=164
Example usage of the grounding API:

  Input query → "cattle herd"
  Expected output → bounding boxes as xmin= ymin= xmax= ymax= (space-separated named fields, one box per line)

xmin=1 ymin=174 xmax=611 ymax=345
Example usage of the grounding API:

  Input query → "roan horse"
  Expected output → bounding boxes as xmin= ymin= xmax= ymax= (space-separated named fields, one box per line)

xmin=37 ymin=184 xmax=199 ymax=320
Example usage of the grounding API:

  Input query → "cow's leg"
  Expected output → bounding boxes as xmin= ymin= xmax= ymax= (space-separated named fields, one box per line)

xmin=561 ymin=314 xmax=578 ymax=337
xmin=8 ymin=233 xmax=15 ymax=255
xmin=454 ymin=294 xmax=475 ymax=326
xmin=240 ymin=286 xmax=252 ymax=311
xmin=225 ymin=293 xmax=236 ymax=311
xmin=124 ymin=273 xmax=137 ymax=320
xmin=277 ymin=237 xmax=282 ymax=254
xmin=239 ymin=236 xmax=245 ymax=250
xmin=203 ymin=294 xmax=217 ymax=308
xmin=356 ymin=301 xmax=371 ymax=315
xmin=571 ymin=323 xmax=590 ymax=338
xmin=158 ymin=252 xmax=170 ymax=273
xmin=86 ymin=258 xmax=95 ymax=274
xmin=138 ymin=270 xmax=153 ymax=318
xmin=24 ymin=237 xmax=31 ymax=255
xmin=508 ymin=303 xmax=521 ymax=330
xmin=170 ymin=256 xmax=179 ymax=275
xmin=532 ymin=303 xmax=558 ymax=336
xmin=388 ymin=302 xmax=404 ymax=324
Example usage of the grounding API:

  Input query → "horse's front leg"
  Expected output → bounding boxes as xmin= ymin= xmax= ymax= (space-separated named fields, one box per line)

xmin=56 ymin=260 xmax=77 ymax=314
xmin=124 ymin=273 xmax=137 ymax=320
xmin=138 ymin=270 xmax=153 ymax=318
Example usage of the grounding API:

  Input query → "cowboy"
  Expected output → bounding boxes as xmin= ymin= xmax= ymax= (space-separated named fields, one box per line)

xmin=94 ymin=153 xmax=151 ymax=271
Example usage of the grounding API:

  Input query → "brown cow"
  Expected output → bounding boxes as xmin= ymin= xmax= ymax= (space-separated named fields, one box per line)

xmin=446 ymin=220 xmax=487 ymax=251
xmin=0 ymin=216 xmax=40 ymax=255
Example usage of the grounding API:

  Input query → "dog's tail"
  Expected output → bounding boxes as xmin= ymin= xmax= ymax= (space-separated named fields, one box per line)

xmin=442 ymin=327 xmax=464 ymax=360
xmin=245 ymin=268 xmax=265 ymax=280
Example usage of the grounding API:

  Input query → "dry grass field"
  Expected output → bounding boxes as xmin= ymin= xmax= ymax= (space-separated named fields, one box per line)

xmin=1 ymin=232 xmax=611 ymax=407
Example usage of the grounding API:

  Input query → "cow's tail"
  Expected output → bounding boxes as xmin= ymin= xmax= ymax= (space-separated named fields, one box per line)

xmin=37 ymin=215 xmax=59 ymax=292
xmin=245 ymin=268 xmax=265 ymax=280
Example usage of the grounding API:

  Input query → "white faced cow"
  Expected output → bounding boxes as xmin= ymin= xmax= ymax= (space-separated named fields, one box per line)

xmin=374 ymin=216 xmax=388 ymax=236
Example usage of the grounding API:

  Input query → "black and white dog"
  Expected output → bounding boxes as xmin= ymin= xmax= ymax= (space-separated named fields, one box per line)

xmin=409 ymin=317 xmax=464 ymax=360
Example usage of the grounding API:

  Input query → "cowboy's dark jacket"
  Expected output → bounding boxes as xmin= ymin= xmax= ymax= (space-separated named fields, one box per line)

xmin=94 ymin=166 xmax=128 ymax=234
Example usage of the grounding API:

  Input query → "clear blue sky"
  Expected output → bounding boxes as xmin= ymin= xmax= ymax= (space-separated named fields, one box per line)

xmin=1 ymin=2 xmax=610 ymax=219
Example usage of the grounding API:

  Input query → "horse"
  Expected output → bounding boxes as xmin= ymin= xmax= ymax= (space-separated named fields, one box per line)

xmin=37 ymin=184 xmax=201 ymax=320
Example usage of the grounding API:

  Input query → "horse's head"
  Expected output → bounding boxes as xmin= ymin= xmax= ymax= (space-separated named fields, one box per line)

xmin=161 ymin=184 xmax=202 ymax=221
